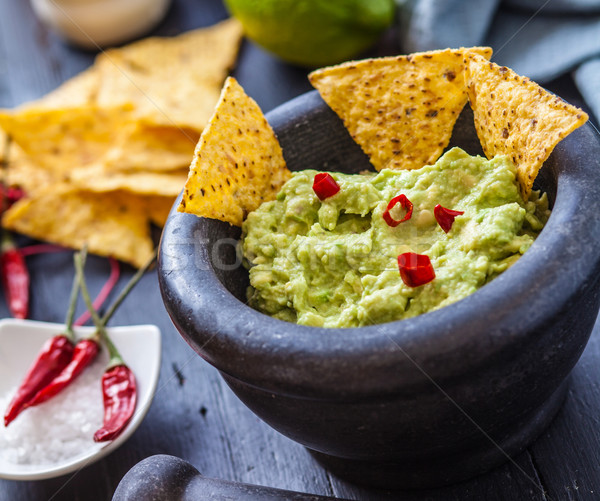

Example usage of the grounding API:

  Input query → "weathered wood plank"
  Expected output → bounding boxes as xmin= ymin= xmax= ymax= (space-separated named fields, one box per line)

xmin=327 ymin=449 xmax=548 ymax=500
xmin=529 ymin=317 xmax=600 ymax=501
xmin=0 ymin=1 xmax=93 ymax=107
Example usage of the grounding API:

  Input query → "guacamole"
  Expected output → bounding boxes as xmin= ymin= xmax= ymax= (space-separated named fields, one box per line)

xmin=241 ymin=147 xmax=549 ymax=328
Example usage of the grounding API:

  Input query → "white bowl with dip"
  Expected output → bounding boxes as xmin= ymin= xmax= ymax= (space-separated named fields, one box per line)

xmin=30 ymin=0 xmax=172 ymax=49
xmin=0 ymin=319 xmax=161 ymax=481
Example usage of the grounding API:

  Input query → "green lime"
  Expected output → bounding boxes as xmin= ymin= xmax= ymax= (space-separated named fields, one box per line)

xmin=224 ymin=0 xmax=396 ymax=67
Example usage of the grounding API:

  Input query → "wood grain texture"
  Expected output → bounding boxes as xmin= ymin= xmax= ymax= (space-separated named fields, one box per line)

xmin=0 ymin=0 xmax=599 ymax=500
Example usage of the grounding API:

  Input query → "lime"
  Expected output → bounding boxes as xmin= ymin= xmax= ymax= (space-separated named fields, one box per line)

xmin=224 ymin=0 xmax=396 ymax=67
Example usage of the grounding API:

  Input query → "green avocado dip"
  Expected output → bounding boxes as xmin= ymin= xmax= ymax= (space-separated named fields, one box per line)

xmin=241 ymin=147 xmax=550 ymax=328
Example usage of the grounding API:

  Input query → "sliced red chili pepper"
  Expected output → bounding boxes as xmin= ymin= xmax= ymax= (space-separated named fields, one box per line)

xmin=312 ymin=173 xmax=340 ymax=200
xmin=29 ymin=338 xmax=101 ymax=406
xmin=93 ymin=364 xmax=137 ymax=442
xmin=1 ymin=232 xmax=30 ymax=319
xmin=434 ymin=204 xmax=464 ymax=233
xmin=383 ymin=194 xmax=413 ymax=227
xmin=3 ymin=335 xmax=74 ymax=426
xmin=398 ymin=252 xmax=435 ymax=287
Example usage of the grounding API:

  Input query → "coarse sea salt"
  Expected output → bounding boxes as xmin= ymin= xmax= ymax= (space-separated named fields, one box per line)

xmin=0 ymin=353 xmax=105 ymax=466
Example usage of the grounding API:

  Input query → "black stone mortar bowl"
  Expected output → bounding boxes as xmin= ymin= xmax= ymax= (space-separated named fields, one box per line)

xmin=158 ymin=90 xmax=600 ymax=489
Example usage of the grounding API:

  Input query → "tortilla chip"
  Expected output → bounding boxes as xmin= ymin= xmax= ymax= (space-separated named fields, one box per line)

xmin=0 ymin=20 xmax=246 ymax=263
xmin=23 ymin=66 xmax=100 ymax=110
xmin=0 ymin=104 xmax=133 ymax=176
xmin=2 ymin=184 xmax=153 ymax=268
xmin=102 ymin=122 xmax=199 ymax=172
xmin=0 ymin=132 xmax=5 ymax=186
xmin=309 ymin=47 xmax=493 ymax=171
xmin=3 ymin=145 xmax=56 ymax=197
xmin=178 ymin=77 xmax=291 ymax=226
xmin=0 ymin=129 xmax=7 ymax=164
xmin=95 ymin=18 xmax=243 ymax=130
xmin=464 ymin=54 xmax=588 ymax=198
xmin=71 ymin=164 xmax=188 ymax=196
xmin=0 ymin=67 xmax=102 ymax=194
xmin=144 ymin=195 xmax=177 ymax=227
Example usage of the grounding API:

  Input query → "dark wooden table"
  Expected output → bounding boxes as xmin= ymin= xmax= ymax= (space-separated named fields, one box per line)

xmin=1 ymin=1 xmax=600 ymax=500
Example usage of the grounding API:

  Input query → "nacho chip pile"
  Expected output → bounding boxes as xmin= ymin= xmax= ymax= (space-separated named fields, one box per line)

xmin=0 ymin=19 xmax=242 ymax=267
xmin=179 ymin=45 xmax=587 ymax=229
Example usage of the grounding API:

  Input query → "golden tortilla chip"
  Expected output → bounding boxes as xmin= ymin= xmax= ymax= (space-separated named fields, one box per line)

xmin=0 ymin=104 xmax=132 ymax=176
xmin=309 ymin=47 xmax=493 ymax=171
xmin=0 ymin=129 xmax=6 ymax=164
xmin=178 ymin=77 xmax=291 ymax=226
xmin=0 ymin=20 xmax=247 ymax=262
xmin=71 ymin=164 xmax=188 ymax=196
xmin=2 ymin=185 xmax=153 ymax=268
xmin=0 ymin=131 xmax=5 ymax=186
xmin=102 ymin=121 xmax=199 ymax=172
xmin=144 ymin=195 xmax=177 ymax=227
xmin=3 ymin=145 xmax=57 ymax=197
xmin=0 ymin=67 xmax=102 ymax=195
xmin=95 ymin=18 xmax=243 ymax=130
xmin=23 ymin=66 xmax=100 ymax=110
xmin=464 ymin=54 xmax=588 ymax=198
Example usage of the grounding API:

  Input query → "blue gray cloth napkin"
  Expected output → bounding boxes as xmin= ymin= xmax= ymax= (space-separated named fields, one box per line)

xmin=398 ymin=0 xmax=600 ymax=122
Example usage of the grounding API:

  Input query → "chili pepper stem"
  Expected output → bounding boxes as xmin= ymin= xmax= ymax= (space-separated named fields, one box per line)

xmin=75 ymin=249 xmax=155 ymax=443
xmin=74 ymin=248 xmax=157 ymax=369
xmin=74 ymin=252 xmax=122 ymax=368
xmin=63 ymin=247 xmax=87 ymax=341
xmin=101 ymin=249 xmax=157 ymax=325
xmin=73 ymin=257 xmax=120 ymax=327
xmin=1 ymin=231 xmax=14 ymax=252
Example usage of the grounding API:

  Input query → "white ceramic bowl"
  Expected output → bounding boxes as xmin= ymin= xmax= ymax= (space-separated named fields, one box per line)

xmin=0 ymin=319 xmax=161 ymax=481
xmin=30 ymin=0 xmax=172 ymax=49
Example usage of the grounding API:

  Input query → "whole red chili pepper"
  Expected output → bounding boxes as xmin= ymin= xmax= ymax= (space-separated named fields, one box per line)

xmin=27 ymin=258 xmax=120 ymax=406
xmin=93 ymin=364 xmax=137 ymax=442
xmin=3 ymin=335 xmax=74 ymax=426
xmin=74 ymin=249 xmax=156 ymax=442
xmin=2 ymin=248 xmax=89 ymax=426
xmin=1 ymin=232 xmax=30 ymax=319
xmin=28 ymin=338 xmax=100 ymax=406
xmin=1 ymin=144 xmax=29 ymax=319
